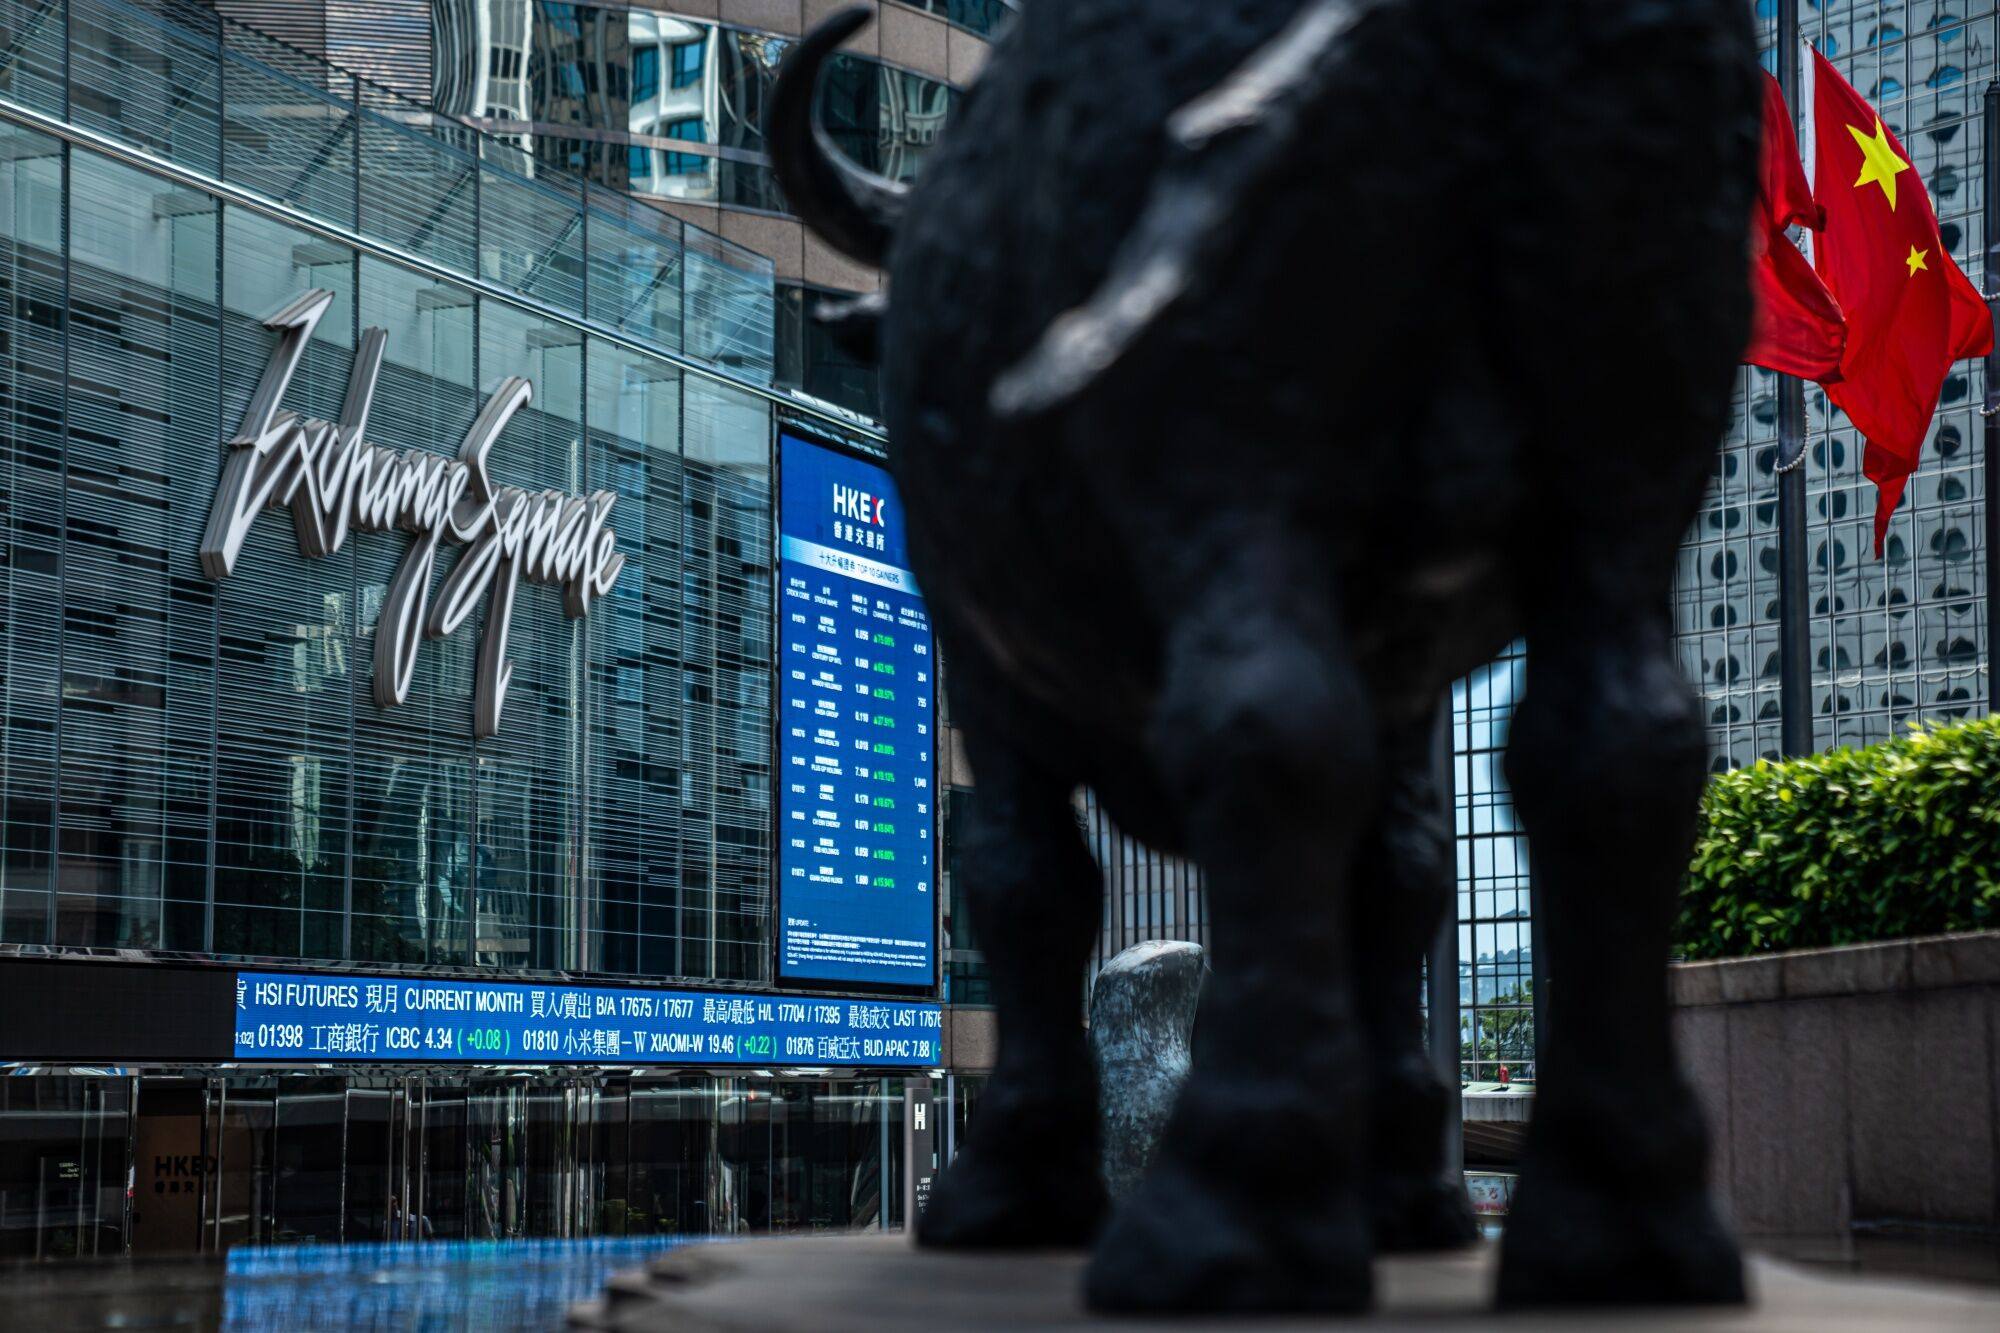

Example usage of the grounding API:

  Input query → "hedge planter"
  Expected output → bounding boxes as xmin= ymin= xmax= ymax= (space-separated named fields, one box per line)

xmin=1678 ymin=716 xmax=2000 ymax=959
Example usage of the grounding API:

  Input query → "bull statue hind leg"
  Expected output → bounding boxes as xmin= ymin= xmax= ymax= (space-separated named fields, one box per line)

xmin=912 ymin=656 xmax=1110 ymax=1249
xmin=1082 ymin=526 xmax=1380 ymax=1313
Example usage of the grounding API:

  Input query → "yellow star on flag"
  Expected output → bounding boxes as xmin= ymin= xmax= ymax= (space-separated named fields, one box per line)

xmin=1848 ymin=116 xmax=1910 ymax=209
xmin=1906 ymin=245 xmax=1929 ymax=276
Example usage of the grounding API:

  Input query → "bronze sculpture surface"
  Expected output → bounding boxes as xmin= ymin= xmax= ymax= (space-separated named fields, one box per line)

xmin=772 ymin=0 xmax=1759 ymax=1313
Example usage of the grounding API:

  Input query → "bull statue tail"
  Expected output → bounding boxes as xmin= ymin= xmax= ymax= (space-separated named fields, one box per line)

xmin=770 ymin=5 xmax=908 ymax=270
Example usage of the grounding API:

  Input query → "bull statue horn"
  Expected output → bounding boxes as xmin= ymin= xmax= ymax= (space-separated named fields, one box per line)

xmin=770 ymin=5 xmax=909 ymax=270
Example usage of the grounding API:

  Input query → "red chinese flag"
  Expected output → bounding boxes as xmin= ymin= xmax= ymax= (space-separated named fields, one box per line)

xmin=1810 ymin=48 xmax=1992 ymax=555
xmin=1745 ymin=70 xmax=1845 ymax=381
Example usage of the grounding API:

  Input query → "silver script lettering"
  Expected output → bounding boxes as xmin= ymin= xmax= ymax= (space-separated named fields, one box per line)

xmin=200 ymin=289 xmax=625 ymax=739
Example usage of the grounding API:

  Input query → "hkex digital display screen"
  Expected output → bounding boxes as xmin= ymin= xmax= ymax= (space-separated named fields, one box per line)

xmin=774 ymin=436 xmax=937 ymax=989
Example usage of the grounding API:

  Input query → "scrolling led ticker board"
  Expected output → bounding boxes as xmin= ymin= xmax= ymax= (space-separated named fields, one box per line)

xmin=774 ymin=436 xmax=938 ymax=990
xmin=232 ymin=971 xmax=941 ymax=1066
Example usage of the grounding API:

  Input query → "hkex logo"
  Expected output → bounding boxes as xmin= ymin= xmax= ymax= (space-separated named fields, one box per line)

xmin=831 ymin=484 xmax=885 ymax=527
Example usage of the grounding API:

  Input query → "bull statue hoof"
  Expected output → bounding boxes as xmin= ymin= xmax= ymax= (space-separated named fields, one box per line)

xmin=914 ymin=1126 xmax=1107 ymax=1250
xmin=1370 ymin=1167 xmax=1481 ymax=1254
xmin=1496 ymin=1104 xmax=1747 ymax=1307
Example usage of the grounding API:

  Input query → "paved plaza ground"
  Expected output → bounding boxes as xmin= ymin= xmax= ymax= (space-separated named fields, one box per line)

xmin=575 ymin=1233 xmax=2000 ymax=1331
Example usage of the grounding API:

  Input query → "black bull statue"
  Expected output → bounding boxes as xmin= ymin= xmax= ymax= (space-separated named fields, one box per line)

xmin=773 ymin=0 xmax=1759 ymax=1313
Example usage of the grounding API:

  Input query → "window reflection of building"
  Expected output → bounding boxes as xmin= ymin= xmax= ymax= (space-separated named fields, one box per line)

xmin=431 ymin=3 xmax=978 ymax=421
xmin=625 ymin=11 xmax=717 ymax=199
xmin=433 ymin=0 xmax=535 ymax=157
xmin=431 ymin=4 xmax=959 ymax=215
xmin=877 ymin=66 xmax=953 ymax=182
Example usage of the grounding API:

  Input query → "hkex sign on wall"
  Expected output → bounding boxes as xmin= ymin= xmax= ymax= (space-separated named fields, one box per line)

xmin=775 ymin=436 xmax=937 ymax=989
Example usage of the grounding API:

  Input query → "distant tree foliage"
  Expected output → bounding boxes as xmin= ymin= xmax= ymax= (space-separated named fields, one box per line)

xmin=1462 ymin=980 xmax=1534 ymax=1079
xmin=1678 ymin=716 xmax=2000 ymax=958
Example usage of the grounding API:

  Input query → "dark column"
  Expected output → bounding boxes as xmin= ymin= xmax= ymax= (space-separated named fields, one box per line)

xmin=1776 ymin=0 xmax=1814 ymax=757
xmin=1984 ymin=82 xmax=2000 ymax=717
xmin=1425 ymin=703 xmax=1462 ymax=1166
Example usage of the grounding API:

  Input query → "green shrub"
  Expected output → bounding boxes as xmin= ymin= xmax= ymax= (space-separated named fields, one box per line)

xmin=1676 ymin=715 xmax=2000 ymax=959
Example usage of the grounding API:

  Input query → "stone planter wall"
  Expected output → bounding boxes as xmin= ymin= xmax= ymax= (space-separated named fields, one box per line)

xmin=1671 ymin=930 xmax=2000 ymax=1237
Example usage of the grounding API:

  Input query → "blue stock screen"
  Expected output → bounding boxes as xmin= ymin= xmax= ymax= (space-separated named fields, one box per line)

xmin=232 ymin=971 xmax=941 ymax=1066
xmin=775 ymin=436 xmax=937 ymax=988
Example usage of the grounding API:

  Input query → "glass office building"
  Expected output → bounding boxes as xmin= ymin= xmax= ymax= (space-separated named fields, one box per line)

xmin=1452 ymin=0 xmax=2000 ymax=1088
xmin=0 ymin=0 xmax=942 ymax=1261
xmin=1683 ymin=1 xmax=1995 ymax=762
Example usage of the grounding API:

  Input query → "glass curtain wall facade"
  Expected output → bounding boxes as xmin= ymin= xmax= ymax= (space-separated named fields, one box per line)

xmin=431 ymin=2 xmax=959 ymax=215
xmin=0 ymin=1071 xmax=908 ymax=1257
xmin=0 ymin=0 xmax=788 ymax=983
xmin=0 ymin=0 xmax=941 ymax=1265
xmin=429 ymin=0 xmax=967 ymax=419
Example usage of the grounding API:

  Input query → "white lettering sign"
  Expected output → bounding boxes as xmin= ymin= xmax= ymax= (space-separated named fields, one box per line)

xmin=200 ymin=289 xmax=625 ymax=738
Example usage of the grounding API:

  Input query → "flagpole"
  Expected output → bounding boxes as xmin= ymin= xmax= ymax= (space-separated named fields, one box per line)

xmin=1983 ymin=81 xmax=2000 ymax=717
xmin=1775 ymin=0 xmax=1814 ymax=757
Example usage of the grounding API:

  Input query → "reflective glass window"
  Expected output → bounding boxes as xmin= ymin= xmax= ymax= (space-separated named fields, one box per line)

xmin=665 ymin=117 xmax=705 ymax=175
xmin=775 ymin=280 xmax=882 ymax=419
xmin=0 ymin=1077 xmax=132 ymax=1259
xmin=892 ymin=0 xmax=1016 ymax=38
xmin=633 ymin=43 xmax=660 ymax=102
xmin=0 ymin=125 xmax=63 ymax=946
xmin=670 ymin=36 xmax=705 ymax=89
xmin=434 ymin=5 xmax=959 ymax=229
